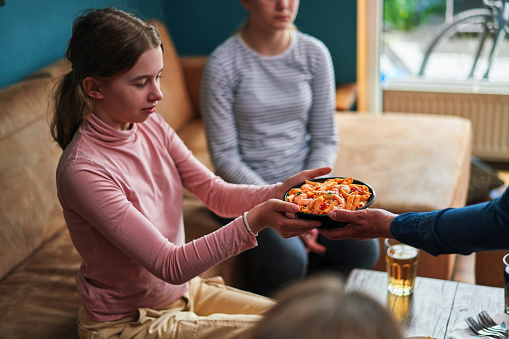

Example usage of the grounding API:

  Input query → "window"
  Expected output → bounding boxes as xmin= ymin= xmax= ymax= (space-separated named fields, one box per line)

xmin=358 ymin=0 xmax=509 ymax=162
xmin=381 ymin=0 xmax=509 ymax=82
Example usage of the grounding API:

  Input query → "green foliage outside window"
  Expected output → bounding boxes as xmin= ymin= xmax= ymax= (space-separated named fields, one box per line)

xmin=384 ymin=0 xmax=446 ymax=30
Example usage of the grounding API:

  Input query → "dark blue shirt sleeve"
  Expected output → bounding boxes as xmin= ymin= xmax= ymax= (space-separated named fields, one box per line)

xmin=391 ymin=186 xmax=509 ymax=256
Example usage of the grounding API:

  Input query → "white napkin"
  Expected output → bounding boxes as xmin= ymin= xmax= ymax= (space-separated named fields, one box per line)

xmin=448 ymin=313 xmax=509 ymax=339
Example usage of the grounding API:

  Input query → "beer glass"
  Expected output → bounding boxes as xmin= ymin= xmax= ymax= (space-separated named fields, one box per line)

xmin=385 ymin=238 xmax=419 ymax=296
xmin=503 ymin=253 xmax=509 ymax=314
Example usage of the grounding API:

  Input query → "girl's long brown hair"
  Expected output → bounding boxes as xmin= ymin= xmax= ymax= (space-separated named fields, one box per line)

xmin=50 ymin=7 xmax=162 ymax=150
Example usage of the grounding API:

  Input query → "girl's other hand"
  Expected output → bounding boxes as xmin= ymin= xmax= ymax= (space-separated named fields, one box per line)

xmin=300 ymin=229 xmax=326 ymax=256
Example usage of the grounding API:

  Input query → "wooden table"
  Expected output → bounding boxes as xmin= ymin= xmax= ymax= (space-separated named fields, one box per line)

xmin=346 ymin=269 xmax=505 ymax=338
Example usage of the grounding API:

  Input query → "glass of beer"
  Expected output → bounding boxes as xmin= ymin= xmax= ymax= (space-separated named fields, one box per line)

xmin=503 ymin=253 xmax=509 ymax=314
xmin=385 ymin=238 xmax=419 ymax=296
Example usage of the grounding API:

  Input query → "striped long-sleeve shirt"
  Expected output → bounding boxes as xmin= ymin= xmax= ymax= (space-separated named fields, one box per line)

xmin=200 ymin=31 xmax=338 ymax=185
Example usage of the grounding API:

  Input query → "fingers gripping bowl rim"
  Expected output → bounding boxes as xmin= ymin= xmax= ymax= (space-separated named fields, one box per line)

xmin=283 ymin=177 xmax=376 ymax=229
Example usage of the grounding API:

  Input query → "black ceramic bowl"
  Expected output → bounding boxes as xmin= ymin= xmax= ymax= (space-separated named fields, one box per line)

xmin=284 ymin=177 xmax=376 ymax=229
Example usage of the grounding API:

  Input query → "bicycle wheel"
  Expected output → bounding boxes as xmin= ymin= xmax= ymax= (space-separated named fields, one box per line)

xmin=418 ymin=8 xmax=503 ymax=79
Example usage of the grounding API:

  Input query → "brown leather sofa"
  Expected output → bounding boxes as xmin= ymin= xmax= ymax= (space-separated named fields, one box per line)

xmin=0 ymin=19 xmax=472 ymax=338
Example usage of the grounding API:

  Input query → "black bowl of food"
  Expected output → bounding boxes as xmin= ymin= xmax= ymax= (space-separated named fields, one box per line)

xmin=284 ymin=177 xmax=376 ymax=229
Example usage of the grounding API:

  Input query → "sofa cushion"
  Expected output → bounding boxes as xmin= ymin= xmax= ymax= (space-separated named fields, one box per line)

xmin=0 ymin=77 xmax=66 ymax=279
xmin=0 ymin=78 xmax=53 ymax=141
xmin=180 ymin=56 xmax=208 ymax=116
xmin=148 ymin=20 xmax=195 ymax=134
xmin=177 ymin=119 xmax=214 ymax=171
xmin=0 ymin=230 xmax=81 ymax=339
xmin=28 ymin=58 xmax=71 ymax=81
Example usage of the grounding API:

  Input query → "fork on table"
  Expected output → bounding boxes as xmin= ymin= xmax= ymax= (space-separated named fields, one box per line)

xmin=465 ymin=316 xmax=508 ymax=339
xmin=478 ymin=310 xmax=508 ymax=334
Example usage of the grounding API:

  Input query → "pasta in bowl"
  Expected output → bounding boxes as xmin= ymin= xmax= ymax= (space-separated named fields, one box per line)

xmin=284 ymin=177 xmax=376 ymax=229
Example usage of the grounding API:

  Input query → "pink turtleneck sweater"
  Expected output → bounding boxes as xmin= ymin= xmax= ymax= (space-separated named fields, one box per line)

xmin=56 ymin=113 xmax=277 ymax=321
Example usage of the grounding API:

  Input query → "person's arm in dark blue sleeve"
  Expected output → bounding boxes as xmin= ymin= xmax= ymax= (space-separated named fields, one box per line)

xmin=392 ymin=187 xmax=509 ymax=256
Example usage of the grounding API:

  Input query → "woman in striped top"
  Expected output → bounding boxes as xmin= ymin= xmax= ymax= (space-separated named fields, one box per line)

xmin=201 ymin=0 xmax=379 ymax=296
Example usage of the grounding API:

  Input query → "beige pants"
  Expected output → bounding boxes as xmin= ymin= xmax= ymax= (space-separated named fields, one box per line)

xmin=77 ymin=276 xmax=275 ymax=339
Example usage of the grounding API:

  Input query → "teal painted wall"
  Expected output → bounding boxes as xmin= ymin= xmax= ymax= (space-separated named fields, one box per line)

xmin=0 ymin=0 xmax=356 ymax=90
xmin=0 ymin=0 xmax=162 ymax=90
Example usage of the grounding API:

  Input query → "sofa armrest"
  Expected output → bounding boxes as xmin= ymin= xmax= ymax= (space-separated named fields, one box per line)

xmin=180 ymin=56 xmax=208 ymax=116
xmin=336 ymin=83 xmax=357 ymax=111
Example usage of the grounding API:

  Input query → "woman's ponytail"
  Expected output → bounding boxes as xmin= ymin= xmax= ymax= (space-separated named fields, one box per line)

xmin=50 ymin=70 xmax=88 ymax=150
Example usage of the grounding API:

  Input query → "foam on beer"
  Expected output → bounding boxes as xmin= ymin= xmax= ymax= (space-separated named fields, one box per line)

xmin=388 ymin=244 xmax=418 ymax=259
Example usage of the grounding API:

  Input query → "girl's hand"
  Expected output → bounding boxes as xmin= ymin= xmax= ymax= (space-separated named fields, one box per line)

xmin=300 ymin=229 xmax=326 ymax=256
xmin=276 ymin=167 xmax=332 ymax=200
xmin=246 ymin=199 xmax=321 ymax=238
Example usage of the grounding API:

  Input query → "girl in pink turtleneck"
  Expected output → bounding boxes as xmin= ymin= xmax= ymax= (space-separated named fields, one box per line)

xmin=50 ymin=7 xmax=328 ymax=339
